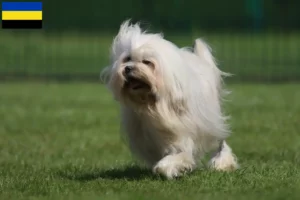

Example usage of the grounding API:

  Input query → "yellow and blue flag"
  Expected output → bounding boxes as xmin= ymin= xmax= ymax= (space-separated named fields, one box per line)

xmin=1 ymin=2 xmax=42 ymax=29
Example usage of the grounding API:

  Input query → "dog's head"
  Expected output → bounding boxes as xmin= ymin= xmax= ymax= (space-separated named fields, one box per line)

xmin=106 ymin=45 xmax=160 ymax=105
xmin=101 ymin=20 xmax=187 ymax=108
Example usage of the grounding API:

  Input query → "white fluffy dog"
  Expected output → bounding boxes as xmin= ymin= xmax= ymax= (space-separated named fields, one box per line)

xmin=101 ymin=20 xmax=238 ymax=179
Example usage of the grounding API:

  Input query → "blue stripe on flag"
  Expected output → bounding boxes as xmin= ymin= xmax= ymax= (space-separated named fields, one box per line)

xmin=2 ymin=2 xmax=42 ymax=11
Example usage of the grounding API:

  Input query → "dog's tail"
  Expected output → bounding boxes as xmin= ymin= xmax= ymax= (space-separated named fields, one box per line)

xmin=193 ymin=39 xmax=216 ymax=67
xmin=193 ymin=39 xmax=231 ymax=100
xmin=193 ymin=39 xmax=231 ymax=77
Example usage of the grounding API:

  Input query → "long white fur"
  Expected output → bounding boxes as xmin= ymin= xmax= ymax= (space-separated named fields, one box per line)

xmin=101 ymin=20 xmax=238 ymax=179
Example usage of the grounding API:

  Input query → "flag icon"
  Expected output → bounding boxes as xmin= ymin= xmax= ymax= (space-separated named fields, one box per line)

xmin=1 ymin=2 xmax=42 ymax=29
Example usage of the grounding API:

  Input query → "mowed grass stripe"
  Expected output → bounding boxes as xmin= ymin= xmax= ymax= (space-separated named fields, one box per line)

xmin=0 ymin=32 xmax=298 ymax=80
xmin=2 ymin=11 xmax=42 ymax=20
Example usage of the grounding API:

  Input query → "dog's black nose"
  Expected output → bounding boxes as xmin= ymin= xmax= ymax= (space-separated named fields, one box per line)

xmin=124 ymin=66 xmax=132 ymax=75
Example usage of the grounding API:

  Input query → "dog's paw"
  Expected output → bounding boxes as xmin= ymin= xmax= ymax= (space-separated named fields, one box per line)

xmin=208 ymin=152 xmax=239 ymax=171
xmin=152 ymin=154 xmax=194 ymax=179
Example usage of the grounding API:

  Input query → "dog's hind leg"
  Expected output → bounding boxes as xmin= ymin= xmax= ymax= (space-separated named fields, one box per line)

xmin=208 ymin=140 xmax=239 ymax=171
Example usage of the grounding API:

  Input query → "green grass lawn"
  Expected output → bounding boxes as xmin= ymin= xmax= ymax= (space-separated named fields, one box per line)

xmin=0 ymin=31 xmax=300 ymax=81
xmin=0 ymin=82 xmax=299 ymax=199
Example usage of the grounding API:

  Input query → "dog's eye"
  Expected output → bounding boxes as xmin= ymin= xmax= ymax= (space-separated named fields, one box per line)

xmin=142 ymin=60 xmax=152 ymax=65
xmin=123 ymin=56 xmax=131 ymax=62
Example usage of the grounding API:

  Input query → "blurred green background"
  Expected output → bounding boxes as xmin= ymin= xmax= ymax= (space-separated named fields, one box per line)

xmin=0 ymin=0 xmax=299 ymax=82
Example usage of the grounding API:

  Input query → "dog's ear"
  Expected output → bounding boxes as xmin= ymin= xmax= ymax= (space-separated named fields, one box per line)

xmin=170 ymin=98 xmax=187 ymax=115
xmin=166 ymin=83 xmax=187 ymax=115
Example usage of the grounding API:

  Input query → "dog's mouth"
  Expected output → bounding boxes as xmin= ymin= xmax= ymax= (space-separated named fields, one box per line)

xmin=124 ymin=77 xmax=150 ymax=90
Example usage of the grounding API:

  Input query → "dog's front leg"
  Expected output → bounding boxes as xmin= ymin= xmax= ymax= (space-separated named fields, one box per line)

xmin=152 ymin=152 xmax=195 ymax=179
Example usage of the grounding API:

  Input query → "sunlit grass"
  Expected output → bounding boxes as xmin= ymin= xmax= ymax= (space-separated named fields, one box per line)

xmin=0 ymin=83 xmax=299 ymax=199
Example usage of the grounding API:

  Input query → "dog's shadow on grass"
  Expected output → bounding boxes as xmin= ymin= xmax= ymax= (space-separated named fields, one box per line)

xmin=58 ymin=165 xmax=160 ymax=181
